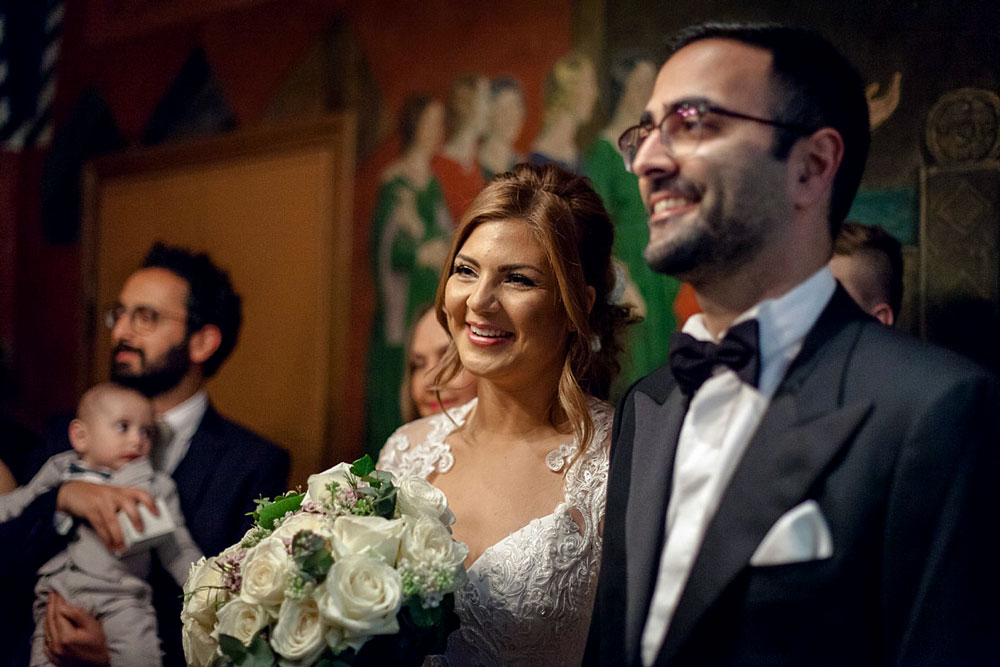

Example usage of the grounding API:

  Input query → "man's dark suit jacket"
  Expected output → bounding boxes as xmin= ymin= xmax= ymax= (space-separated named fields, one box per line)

xmin=585 ymin=288 xmax=999 ymax=667
xmin=21 ymin=403 xmax=290 ymax=667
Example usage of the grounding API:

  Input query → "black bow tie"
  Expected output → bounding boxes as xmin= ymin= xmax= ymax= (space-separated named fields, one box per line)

xmin=668 ymin=319 xmax=761 ymax=396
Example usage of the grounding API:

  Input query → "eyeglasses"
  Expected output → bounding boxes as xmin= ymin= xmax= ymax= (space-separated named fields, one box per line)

xmin=103 ymin=304 xmax=187 ymax=335
xmin=617 ymin=99 xmax=819 ymax=173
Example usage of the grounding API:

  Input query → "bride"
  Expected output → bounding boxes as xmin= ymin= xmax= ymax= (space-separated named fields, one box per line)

xmin=378 ymin=163 xmax=634 ymax=665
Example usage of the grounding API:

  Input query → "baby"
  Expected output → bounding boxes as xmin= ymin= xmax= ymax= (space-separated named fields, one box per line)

xmin=0 ymin=383 xmax=202 ymax=667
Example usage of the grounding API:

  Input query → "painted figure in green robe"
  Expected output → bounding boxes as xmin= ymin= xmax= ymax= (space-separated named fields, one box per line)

xmin=585 ymin=54 xmax=681 ymax=391
xmin=365 ymin=94 xmax=452 ymax=457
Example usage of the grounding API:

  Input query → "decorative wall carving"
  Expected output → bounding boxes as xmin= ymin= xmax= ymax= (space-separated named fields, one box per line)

xmin=925 ymin=88 xmax=1000 ymax=165
xmin=920 ymin=87 xmax=1000 ymax=371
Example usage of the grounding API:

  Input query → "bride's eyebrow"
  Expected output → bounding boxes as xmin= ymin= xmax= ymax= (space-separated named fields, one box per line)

xmin=498 ymin=263 xmax=544 ymax=274
xmin=454 ymin=253 xmax=544 ymax=274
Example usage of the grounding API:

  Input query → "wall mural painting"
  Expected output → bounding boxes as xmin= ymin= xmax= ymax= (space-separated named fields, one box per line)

xmin=530 ymin=52 xmax=599 ymax=173
xmin=433 ymin=75 xmax=490 ymax=223
xmin=867 ymin=71 xmax=903 ymax=131
xmin=363 ymin=73 xmax=534 ymax=454
xmin=479 ymin=77 xmax=527 ymax=180
xmin=585 ymin=53 xmax=681 ymax=392
xmin=362 ymin=48 xmax=709 ymax=452
xmin=365 ymin=95 xmax=452 ymax=456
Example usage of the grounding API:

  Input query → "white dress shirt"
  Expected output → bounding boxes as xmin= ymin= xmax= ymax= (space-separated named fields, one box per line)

xmin=640 ymin=267 xmax=836 ymax=666
xmin=156 ymin=389 xmax=208 ymax=474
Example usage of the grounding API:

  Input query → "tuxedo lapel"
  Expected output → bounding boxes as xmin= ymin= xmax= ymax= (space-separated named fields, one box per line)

xmin=656 ymin=288 xmax=874 ymax=665
xmin=172 ymin=405 xmax=228 ymax=510
xmin=624 ymin=380 xmax=688 ymax=662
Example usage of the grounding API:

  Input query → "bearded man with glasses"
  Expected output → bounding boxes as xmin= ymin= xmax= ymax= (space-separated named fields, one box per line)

xmin=585 ymin=22 xmax=998 ymax=667
xmin=19 ymin=242 xmax=289 ymax=667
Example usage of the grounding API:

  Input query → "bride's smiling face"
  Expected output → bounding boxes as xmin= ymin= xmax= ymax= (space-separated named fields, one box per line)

xmin=444 ymin=218 xmax=571 ymax=387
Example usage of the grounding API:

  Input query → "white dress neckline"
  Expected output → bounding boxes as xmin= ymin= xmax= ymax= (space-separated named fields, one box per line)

xmin=378 ymin=397 xmax=613 ymax=666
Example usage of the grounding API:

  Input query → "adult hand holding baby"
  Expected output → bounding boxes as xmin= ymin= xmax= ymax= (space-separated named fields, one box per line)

xmin=56 ymin=481 xmax=157 ymax=554
xmin=43 ymin=591 xmax=110 ymax=666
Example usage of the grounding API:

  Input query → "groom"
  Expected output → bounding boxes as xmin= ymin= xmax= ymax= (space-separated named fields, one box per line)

xmin=585 ymin=22 xmax=998 ymax=666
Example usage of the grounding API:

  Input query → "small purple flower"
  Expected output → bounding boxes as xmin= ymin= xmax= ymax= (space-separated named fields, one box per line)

xmin=300 ymin=501 xmax=326 ymax=514
xmin=222 ymin=569 xmax=242 ymax=594
xmin=215 ymin=549 xmax=247 ymax=594
xmin=335 ymin=487 xmax=360 ymax=507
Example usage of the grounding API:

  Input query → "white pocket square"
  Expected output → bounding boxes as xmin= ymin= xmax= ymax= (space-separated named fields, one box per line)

xmin=749 ymin=499 xmax=833 ymax=566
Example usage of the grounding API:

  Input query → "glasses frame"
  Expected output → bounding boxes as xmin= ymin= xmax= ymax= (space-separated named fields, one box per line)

xmin=103 ymin=303 xmax=188 ymax=335
xmin=618 ymin=99 xmax=819 ymax=172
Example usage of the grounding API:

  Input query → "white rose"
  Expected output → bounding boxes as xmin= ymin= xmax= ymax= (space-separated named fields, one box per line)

xmin=396 ymin=476 xmax=455 ymax=526
xmin=182 ymin=618 xmax=219 ymax=667
xmin=305 ymin=462 xmax=354 ymax=505
xmin=314 ymin=554 xmax=402 ymax=652
xmin=213 ymin=599 xmax=269 ymax=647
xmin=269 ymin=598 xmax=326 ymax=664
xmin=182 ymin=556 xmax=228 ymax=627
xmin=239 ymin=537 xmax=291 ymax=614
xmin=400 ymin=515 xmax=469 ymax=573
xmin=272 ymin=511 xmax=335 ymax=542
xmin=329 ymin=515 xmax=404 ymax=564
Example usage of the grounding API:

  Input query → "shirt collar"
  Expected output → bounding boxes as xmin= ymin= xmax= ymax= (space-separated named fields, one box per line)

xmin=161 ymin=389 xmax=209 ymax=439
xmin=682 ymin=267 xmax=836 ymax=394
xmin=752 ymin=266 xmax=836 ymax=373
xmin=68 ymin=461 xmax=113 ymax=479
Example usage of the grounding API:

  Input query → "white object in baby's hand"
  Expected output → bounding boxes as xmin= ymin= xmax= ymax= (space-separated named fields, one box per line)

xmin=117 ymin=498 xmax=175 ymax=551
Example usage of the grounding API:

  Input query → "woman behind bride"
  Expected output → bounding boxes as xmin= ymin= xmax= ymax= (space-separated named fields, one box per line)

xmin=378 ymin=162 xmax=634 ymax=666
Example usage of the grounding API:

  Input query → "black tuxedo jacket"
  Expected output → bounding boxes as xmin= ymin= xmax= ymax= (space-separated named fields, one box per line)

xmin=26 ymin=403 xmax=290 ymax=666
xmin=585 ymin=288 xmax=999 ymax=666
xmin=152 ymin=405 xmax=289 ymax=665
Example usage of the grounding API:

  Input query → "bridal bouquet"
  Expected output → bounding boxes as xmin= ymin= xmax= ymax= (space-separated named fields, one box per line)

xmin=181 ymin=455 xmax=467 ymax=666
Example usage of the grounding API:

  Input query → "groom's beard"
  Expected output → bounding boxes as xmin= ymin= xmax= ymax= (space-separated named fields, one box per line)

xmin=110 ymin=339 xmax=191 ymax=398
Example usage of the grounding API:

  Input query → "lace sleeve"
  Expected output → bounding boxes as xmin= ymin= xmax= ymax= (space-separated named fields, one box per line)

xmin=376 ymin=402 xmax=471 ymax=479
xmin=376 ymin=422 xmax=426 ymax=478
xmin=564 ymin=399 xmax=614 ymax=543
xmin=376 ymin=427 xmax=412 ymax=477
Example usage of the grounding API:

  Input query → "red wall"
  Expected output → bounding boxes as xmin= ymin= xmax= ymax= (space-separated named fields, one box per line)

xmin=3 ymin=0 xmax=572 ymax=428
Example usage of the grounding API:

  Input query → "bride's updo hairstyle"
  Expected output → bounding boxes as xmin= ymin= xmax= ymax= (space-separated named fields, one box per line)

xmin=433 ymin=162 xmax=634 ymax=450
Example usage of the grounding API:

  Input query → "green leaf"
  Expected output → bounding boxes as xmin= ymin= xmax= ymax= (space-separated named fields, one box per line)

xmin=256 ymin=493 xmax=305 ymax=530
xmin=218 ymin=634 xmax=247 ymax=661
xmin=372 ymin=486 xmax=397 ymax=520
xmin=370 ymin=470 xmax=393 ymax=485
xmin=360 ymin=470 xmax=392 ymax=490
xmin=406 ymin=598 xmax=445 ymax=628
xmin=351 ymin=454 xmax=376 ymax=477
xmin=242 ymin=631 xmax=277 ymax=667
xmin=292 ymin=530 xmax=334 ymax=582
xmin=219 ymin=631 xmax=276 ymax=666
xmin=246 ymin=495 xmax=272 ymax=521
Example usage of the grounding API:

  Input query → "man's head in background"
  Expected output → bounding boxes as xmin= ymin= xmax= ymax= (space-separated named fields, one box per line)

xmin=829 ymin=221 xmax=903 ymax=326
xmin=106 ymin=242 xmax=242 ymax=407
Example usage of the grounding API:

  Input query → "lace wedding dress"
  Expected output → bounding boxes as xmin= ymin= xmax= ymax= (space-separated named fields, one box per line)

xmin=378 ymin=398 xmax=613 ymax=667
